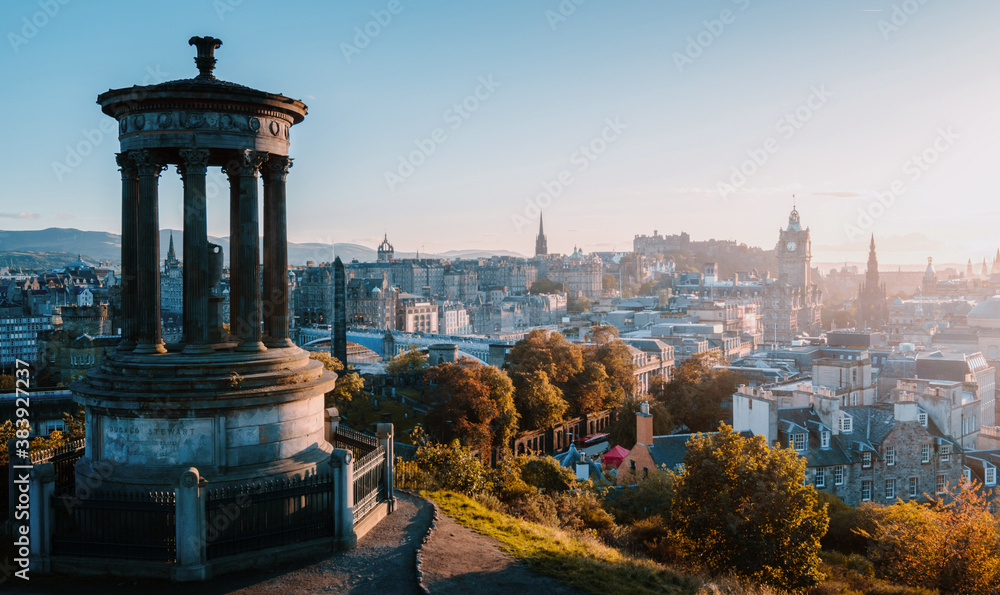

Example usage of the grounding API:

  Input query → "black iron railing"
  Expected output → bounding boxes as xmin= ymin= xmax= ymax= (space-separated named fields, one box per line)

xmin=52 ymin=489 xmax=176 ymax=561
xmin=353 ymin=445 xmax=387 ymax=525
xmin=331 ymin=426 xmax=378 ymax=460
xmin=204 ymin=473 xmax=334 ymax=560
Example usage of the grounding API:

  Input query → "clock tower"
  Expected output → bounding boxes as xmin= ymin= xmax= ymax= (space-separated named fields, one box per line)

xmin=763 ymin=206 xmax=822 ymax=344
xmin=776 ymin=206 xmax=811 ymax=288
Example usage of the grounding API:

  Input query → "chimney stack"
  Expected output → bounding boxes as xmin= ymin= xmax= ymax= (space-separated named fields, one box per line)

xmin=636 ymin=401 xmax=653 ymax=446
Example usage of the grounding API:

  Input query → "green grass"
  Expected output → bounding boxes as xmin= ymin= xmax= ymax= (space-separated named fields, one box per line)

xmin=424 ymin=490 xmax=701 ymax=595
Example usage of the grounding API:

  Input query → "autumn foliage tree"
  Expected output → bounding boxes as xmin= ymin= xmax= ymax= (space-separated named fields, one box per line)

xmin=670 ymin=425 xmax=828 ymax=591
xmin=654 ymin=353 xmax=742 ymax=432
xmin=309 ymin=352 xmax=366 ymax=406
xmin=424 ymin=359 xmax=518 ymax=457
xmin=860 ymin=481 xmax=1000 ymax=594
xmin=504 ymin=328 xmax=636 ymax=427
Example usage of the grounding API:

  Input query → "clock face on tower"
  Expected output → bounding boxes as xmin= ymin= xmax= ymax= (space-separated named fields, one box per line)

xmin=786 ymin=241 xmax=797 ymax=252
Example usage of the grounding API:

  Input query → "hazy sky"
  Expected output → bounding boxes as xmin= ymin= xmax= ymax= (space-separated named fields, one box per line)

xmin=1 ymin=0 xmax=998 ymax=265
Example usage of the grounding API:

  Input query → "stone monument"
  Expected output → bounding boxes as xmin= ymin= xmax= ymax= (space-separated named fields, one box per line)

xmin=72 ymin=36 xmax=337 ymax=491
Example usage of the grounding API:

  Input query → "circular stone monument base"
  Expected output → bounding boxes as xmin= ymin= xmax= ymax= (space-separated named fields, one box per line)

xmin=70 ymin=345 xmax=337 ymax=491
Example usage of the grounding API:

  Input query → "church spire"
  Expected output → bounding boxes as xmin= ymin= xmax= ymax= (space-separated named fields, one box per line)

xmin=166 ymin=232 xmax=177 ymax=264
xmin=534 ymin=213 xmax=548 ymax=257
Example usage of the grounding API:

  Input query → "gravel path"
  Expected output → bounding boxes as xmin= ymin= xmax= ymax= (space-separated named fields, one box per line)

xmin=419 ymin=507 xmax=577 ymax=595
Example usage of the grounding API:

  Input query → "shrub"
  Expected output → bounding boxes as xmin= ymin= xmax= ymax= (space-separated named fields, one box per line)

xmin=600 ymin=468 xmax=675 ymax=524
xmin=520 ymin=456 xmax=576 ymax=493
xmin=407 ymin=440 xmax=489 ymax=495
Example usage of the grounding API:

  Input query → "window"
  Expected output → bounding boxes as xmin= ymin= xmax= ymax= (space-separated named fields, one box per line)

xmin=815 ymin=468 xmax=826 ymax=488
xmin=643 ymin=467 xmax=649 ymax=479
xmin=630 ymin=460 xmax=636 ymax=472
xmin=862 ymin=480 xmax=872 ymax=501
xmin=987 ymin=466 xmax=997 ymax=487
xmin=964 ymin=467 xmax=972 ymax=484
xmin=936 ymin=474 xmax=947 ymax=494
xmin=940 ymin=445 xmax=951 ymax=462
xmin=909 ymin=476 xmax=919 ymax=498
xmin=885 ymin=446 xmax=895 ymax=466
xmin=851 ymin=393 xmax=859 ymax=406
xmin=921 ymin=444 xmax=931 ymax=463
xmin=821 ymin=431 xmax=830 ymax=449
xmin=885 ymin=479 xmax=896 ymax=500
xmin=918 ymin=412 xmax=928 ymax=428
xmin=835 ymin=465 xmax=845 ymax=486
xmin=840 ymin=413 xmax=853 ymax=434
xmin=792 ymin=433 xmax=806 ymax=451
xmin=862 ymin=452 xmax=872 ymax=468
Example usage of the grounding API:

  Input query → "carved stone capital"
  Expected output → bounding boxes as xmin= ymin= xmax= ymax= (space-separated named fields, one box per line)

xmin=130 ymin=149 xmax=167 ymax=177
xmin=264 ymin=155 xmax=292 ymax=182
xmin=115 ymin=152 xmax=138 ymax=180
xmin=177 ymin=148 xmax=211 ymax=180
xmin=238 ymin=149 xmax=267 ymax=178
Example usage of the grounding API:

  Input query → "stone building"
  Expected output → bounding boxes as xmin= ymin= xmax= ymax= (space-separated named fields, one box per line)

xmin=855 ymin=235 xmax=888 ymax=331
xmin=161 ymin=233 xmax=183 ymax=315
xmin=733 ymin=386 xmax=963 ymax=506
xmin=346 ymin=274 xmax=397 ymax=329
xmin=761 ymin=207 xmax=822 ymax=344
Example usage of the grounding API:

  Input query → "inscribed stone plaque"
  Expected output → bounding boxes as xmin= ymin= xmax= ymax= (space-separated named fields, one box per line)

xmin=101 ymin=417 xmax=216 ymax=466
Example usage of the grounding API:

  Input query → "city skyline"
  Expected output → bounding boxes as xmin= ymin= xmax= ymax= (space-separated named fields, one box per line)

xmin=1 ymin=0 xmax=998 ymax=265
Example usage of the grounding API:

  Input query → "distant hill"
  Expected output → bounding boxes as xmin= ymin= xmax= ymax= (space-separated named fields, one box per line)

xmin=0 ymin=228 xmax=120 ymax=262
xmin=0 ymin=251 xmax=94 ymax=271
xmin=0 ymin=228 xmax=524 ymax=267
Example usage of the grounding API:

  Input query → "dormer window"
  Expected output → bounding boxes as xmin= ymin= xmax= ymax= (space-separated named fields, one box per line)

xmin=987 ymin=466 xmax=997 ymax=487
xmin=792 ymin=433 xmax=806 ymax=451
xmin=839 ymin=412 xmax=853 ymax=434
xmin=918 ymin=412 xmax=928 ymax=428
xmin=862 ymin=452 xmax=872 ymax=468
xmin=940 ymin=445 xmax=951 ymax=462
xmin=821 ymin=431 xmax=830 ymax=449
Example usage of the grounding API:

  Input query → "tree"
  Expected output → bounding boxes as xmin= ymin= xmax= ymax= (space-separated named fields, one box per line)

xmin=530 ymin=277 xmax=565 ymax=294
xmin=511 ymin=370 xmax=567 ymax=430
xmin=603 ymin=274 xmax=618 ymax=291
xmin=657 ymin=353 xmax=742 ymax=432
xmin=567 ymin=294 xmax=590 ymax=312
xmin=309 ymin=352 xmax=365 ymax=406
xmin=585 ymin=324 xmax=619 ymax=344
xmin=505 ymin=329 xmax=583 ymax=386
xmin=384 ymin=348 xmax=428 ymax=377
xmin=671 ymin=425 xmax=828 ymax=591
xmin=582 ymin=338 xmax=636 ymax=410
xmin=425 ymin=359 xmax=518 ymax=457
xmin=0 ymin=374 xmax=16 ymax=390
xmin=860 ymin=482 xmax=1000 ymax=594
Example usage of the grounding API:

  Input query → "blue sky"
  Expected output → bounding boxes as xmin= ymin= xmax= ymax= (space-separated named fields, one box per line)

xmin=1 ymin=0 xmax=997 ymax=266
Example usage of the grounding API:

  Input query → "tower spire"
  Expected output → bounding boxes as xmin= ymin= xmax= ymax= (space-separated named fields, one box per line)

xmin=534 ymin=213 xmax=548 ymax=257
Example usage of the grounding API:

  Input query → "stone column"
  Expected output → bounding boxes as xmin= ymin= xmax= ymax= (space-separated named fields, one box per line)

xmin=28 ymin=462 xmax=55 ymax=573
xmin=235 ymin=150 xmax=266 ymax=352
xmin=262 ymin=155 xmax=293 ymax=347
xmin=330 ymin=449 xmax=356 ymax=550
xmin=116 ymin=152 xmax=139 ymax=350
xmin=377 ymin=423 xmax=396 ymax=513
xmin=224 ymin=160 xmax=240 ymax=342
xmin=178 ymin=149 xmax=213 ymax=354
xmin=131 ymin=149 xmax=167 ymax=354
xmin=173 ymin=467 xmax=208 ymax=582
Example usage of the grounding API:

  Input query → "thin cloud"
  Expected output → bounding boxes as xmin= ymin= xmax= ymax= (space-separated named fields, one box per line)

xmin=810 ymin=191 xmax=867 ymax=199
xmin=0 ymin=212 xmax=39 ymax=220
